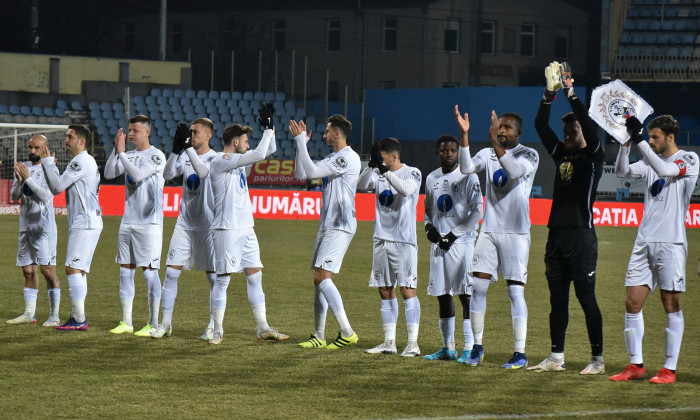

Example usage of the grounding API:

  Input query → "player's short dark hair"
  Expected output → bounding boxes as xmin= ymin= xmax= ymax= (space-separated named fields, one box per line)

xmin=561 ymin=112 xmax=577 ymax=124
xmin=68 ymin=124 xmax=91 ymax=141
xmin=501 ymin=112 xmax=523 ymax=131
xmin=378 ymin=137 xmax=401 ymax=155
xmin=435 ymin=134 xmax=459 ymax=150
xmin=647 ymin=115 xmax=679 ymax=138
xmin=129 ymin=114 xmax=151 ymax=129
xmin=327 ymin=114 xmax=352 ymax=138
xmin=192 ymin=118 xmax=214 ymax=133
xmin=222 ymin=124 xmax=253 ymax=146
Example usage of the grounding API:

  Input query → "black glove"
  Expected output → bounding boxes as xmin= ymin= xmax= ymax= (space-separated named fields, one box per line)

xmin=425 ymin=223 xmax=441 ymax=244
xmin=367 ymin=143 xmax=380 ymax=168
xmin=542 ymin=90 xmax=556 ymax=103
xmin=371 ymin=146 xmax=389 ymax=174
xmin=625 ymin=116 xmax=644 ymax=144
xmin=438 ymin=232 xmax=458 ymax=251
xmin=173 ymin=123 xmax=190 ymax=155
xmin=258 ymin=102 xmax=275 ymax=130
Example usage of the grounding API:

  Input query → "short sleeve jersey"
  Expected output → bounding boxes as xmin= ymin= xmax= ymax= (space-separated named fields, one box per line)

xmin=210 ymin=152 xmax=254 ymax=230
xmin=57 ymin=151 xmax=102 ymax=230
xmin=634 ymin=150 xmax=699 ymax=243
xmin=424 ymin=166 xmax=482 ymax=242
xmin=368 ymin=164 xmax=422 ymax=246
xmin=15 ymin=162 xmax=57 ymax=234
xmin=317 ymin=146 xmax=361 ymax=234
xmin=122 ymin=146 xmax=166 ymax=225
xmin=173 ymin=149 xmax=217 ymax=231
xmin=474 ymin=144 xmax=539 ymax=234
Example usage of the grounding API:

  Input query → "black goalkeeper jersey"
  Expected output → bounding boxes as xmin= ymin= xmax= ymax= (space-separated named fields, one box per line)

xmin=535 ymin=94 xmax=604 ymax=229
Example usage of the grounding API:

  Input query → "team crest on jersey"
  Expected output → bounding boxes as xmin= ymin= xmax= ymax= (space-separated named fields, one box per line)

xmin=451 ymin=182 xmax=459 ymax=192
xmin=411 ymin=170 xmax=420 ymax=180
xmin=682 ymin=154 xmax=696 ymax=166
xmin=150 ymin=155 xmax=163 ymax=166
xmin=525 ymin=151 xmax=538 ymax=165
xmin=473 ymin=182 xmax=481 ymax=193
xmin=168 ymin=250 xmax=175 ymax=259
xmin=68 ymin=161 xmax=82 ymax=174
xmin=472 ymin=255 xmax=479 ymax=265
xmin=333 ymin=156 xmax=347 ymax=169
xmin=559 ymin=161 xmax=574 ymax=184
xmin=222 ymin=154 xmax=232 ymax=160
xmin=33 ymin=171 xmax=42 ymax=180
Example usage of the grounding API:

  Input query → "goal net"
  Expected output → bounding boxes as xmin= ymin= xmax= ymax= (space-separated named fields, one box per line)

xmin=0 ymin=123 xmax=70 ymax=206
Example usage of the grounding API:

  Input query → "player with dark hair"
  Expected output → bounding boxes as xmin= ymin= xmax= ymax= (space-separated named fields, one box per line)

xmin=456 ymin=108 xmax=539 ymax=368
xmin=105 ymin=114 xmax=166 ymax=337
xmin=358 ymin=137 xmax=422 ymax=357
xmin=39 ymin=124 xmax=102 ymax=331
xmin=423 ymin=134 xmax=483 ymax=361
xmin=290 ymin=114 xmax=361 ymax=350
xmin=530 ymin=62 xmax=605 ymax=375
xmin=7 ymin=134 xmax=61 ymax=326
xmin=610 ymin=114 xmax=698 ymax=384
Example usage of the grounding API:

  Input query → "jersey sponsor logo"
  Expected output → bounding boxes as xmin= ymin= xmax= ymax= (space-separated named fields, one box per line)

xmin=222 ymin=154 xmax=232 ymax=160
xmin=674 ymin=159 xmax=687 ymax=177
xmin=22 ymin=183 xmax=33 ymax=197
xmin=68 ymin=161 xmax=82 ymax=174
xmin=378 ymin=189 xmax=394 ymax=207
xmin=437 ymin=194 xmax=453 ymax=213
xmin=186 ymin=173 xmax=201 ymax=191
xmin=651 ymin=178 xmax=666 ymax=197
xmin=493 ymin=169 xmax=509 ymax=188
xmin=558 ymin=161 xmax=574 ymax=184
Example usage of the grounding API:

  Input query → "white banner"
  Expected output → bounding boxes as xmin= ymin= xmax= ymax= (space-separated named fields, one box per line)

xmin=589 ymin=79 xmax=654 ymax=144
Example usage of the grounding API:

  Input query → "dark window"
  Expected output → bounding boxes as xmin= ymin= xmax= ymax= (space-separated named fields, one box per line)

xmin=520 ymin=24 xmax=535 ymax=57
xmin=274 ymin=19 xmax=286 ymax=51
xmin=124 ymin=23 xmax=135 ymax=54
xmin=172 ymin=22 xmax=183 ymax=54
xmin=444 ymin=18 xmax=460 ymax=53
xmin=383 ymin=17 xmax=397 ymax=51
xmin=481 ymin=21 xmax=495 ymax=55
xmin=327 ymin=19 xmax=340 ymax=52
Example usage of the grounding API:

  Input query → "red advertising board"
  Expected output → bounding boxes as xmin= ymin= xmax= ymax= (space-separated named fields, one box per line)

xmin=72 ymin=186 xmax=700 ymax=228
xmin=247 ymin=159 xmax=305 ymax=186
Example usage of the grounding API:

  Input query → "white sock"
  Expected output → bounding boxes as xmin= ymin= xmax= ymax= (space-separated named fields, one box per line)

xmin=624 ymin=311 xmax=644 ymax=365
xmin=206 ymin=272 xmax=216 ymax=329
xmin=143 ymin=268 xmax=161 ymax=327
xmin=463 ymin=319 xmax=474 ymax=350
xmin=508 ymin=284 xmax=528 ymax=353
xmin=318 ymin=279 xmax=353 ymax=337
xmin=212 ymin=275 xmax=230 ymax=334
xmin=470 ymin=278 xmax=489 ymax=345
xmin=246 ymin=272 xmax=269 ymax=332
xmin=47 ymin=288 xmax=60 ymax=318
xmin=161 ymin=267 xmax=181 ymax=327
xmin=23 ymin=287 xmax=38 ymax=317
xmin=439 ymin=317 xmax=455 ymax=350
xmin=67 ymin=273 xmax=87 ymax=323
xmin=404 ymin=297 xmax=420 ymax=342
xmin=550 ymin=352 xmax=564 ymax=362
xmin=119 ymin=267 xmax=135 ymax=326
xmin=380 ymin=299 xmax=398 ymax=342
xmin=664 ymin=311 xmax=684 ymax=371
xmin=313 ymin=285 xmax=328 ymax=340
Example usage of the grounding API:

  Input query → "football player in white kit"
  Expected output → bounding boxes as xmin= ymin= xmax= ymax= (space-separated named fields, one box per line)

xmin=39 ymin=124 xmax=102 ymax=331
xmin=423 ymin=134 xmax=483 ymax=362
xmin=357 ymin=137 xmax=422 ymax=357
xmin=290 ymin=114 xmax=361 ymax=350
xmin=7 ymin=134 xmax=61 ymax=326
xmin=610 ymin=115 xmax=699 ymax=384
xmin=105 ymin=115 xmax=166 ymax=337
xmin=208 ymin=108 xmax=288 ymax=345
xmin=456 ymin=108 xmax=538 ymax=369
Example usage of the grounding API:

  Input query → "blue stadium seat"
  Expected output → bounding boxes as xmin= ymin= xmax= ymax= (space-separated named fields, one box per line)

xmin=226 ymin=99 xmax=238 ymax=108
xmin=185 ymin=90 xmax=196 ymax=99
xmin=133 ymin=96 xmax=145 ymax=104
xmin=20 ymin=105 xmax=31 ymax=115
xmin=239 ymin=99 xmax=250 ymax=109
xmin=196 ymin=90 xmax=207 ymax=99
xmin=168 ymin=97 xmax=179 ymax=106
xmin=232 ymin=115 xmax=243 ymax=123
xmin=31 ymin=106 xmax=42 ymax=116
xmin=232 ymin=91 xmax=242 ymax=100
xmin=250 ymin=100 xmax=261 ymax=110
xmin=185 ymin=111 xmax=196 ymax=122
xmin=194 ymin=104 xmax=205 ymax=114
xmin=90 ymin=109 xmax=101 ymax=119
xmin=264 ymin=92 xmax=275 ymax=102
xmin=0 ymin=104 xmax=8 ymax=114
xmin=682 ymin=33 xmax=695 ymax=43
xmin=628 ymin=8 xmax=640 ymax=17
xmin=273 ymin=100 xmax=284 ymax=110
xmin=70 ymin=101 xmax=83 ymax=111
xmin=643 ymin=33 xmax=657 ymax=43
xmin=162 ymin=88 xmax=173 ymax=97
xmin=166 ymin=120 xmax=177 ymax=130
xmin=145 ymin=96 xmax=156 ymax=105
xmin=156 ymin=96 xmax=168 ymax=106
xmin=43 ymin=107 xmax=55 ymax=117
xmin=215 ymin=98 xmax=227 ymax=107
xmin=205 ymin=105 xmax=217 ymax=115
xmin=153 ymin=119 xmax=165 ymax=129
xmin=158 ymin=103 xmax=169 ymax=113
xmin=56 ymin=100 xmax=68 ymax=109
xmin=88 ymin=102 xmax=100 ymax=111
xmin=208 ymin=91 xmax=219 ymax=99
xmin=150 ymin=88 xmax=162 ymax=97
xmin=243 ymin=91 xmax=254 ymax=100
xmin=254 ymin=92 xmax=264 ymax=101
xmin=55 ymin=108 xmax=65 ymax=117
xmin=174 ymin=89 xmax=185 ymax=98
xmin=306 ymin=116 xmax=316 ymax=128
xmin=203 ymin=98 xmax=215 ymax=107
xmin=637 ymin=20 xmax=649 ymax=30
xmin=275 ymin=92 xmax=285 ymax=102
xmin=220 ymin=91 xmax=231 ymax=100
xmin=662 ymin=20 xmax=674 ymax=30
xmin=244 ymin=115 xmax=255 ymax=124
xmin=192 ymin=98 xmax=203 ymax=107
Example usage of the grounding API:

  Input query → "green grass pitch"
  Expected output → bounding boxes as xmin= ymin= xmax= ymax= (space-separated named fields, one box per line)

xmin=1 ymin=216 xmax=699 ymax=419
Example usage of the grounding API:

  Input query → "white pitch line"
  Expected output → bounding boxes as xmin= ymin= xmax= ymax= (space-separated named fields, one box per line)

xmin=389 ymin=406 xmax=700 ymax=420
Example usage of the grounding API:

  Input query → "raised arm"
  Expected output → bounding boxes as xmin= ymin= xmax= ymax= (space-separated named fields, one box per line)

xmin=357 ymin=166 xmax=376 ymax=192
xmin=383 ymin=169 xmax=419 ymax=197
xmin=236 ymin=128 xmax=273 ymax=167
xmin=615 ymin=143 xmax=645 ymax=179
xmin=184 ymin=147 xmax=210 ymax=179
xmin=163 ymin=153 xmax=182 ymax=180
xmin=567 ymin=90 xmax=600 ymax=153
xmin=625 ymin=116 xmax=681 ymax=177
xmin=290 ymin=120 xmax=334 ymax=179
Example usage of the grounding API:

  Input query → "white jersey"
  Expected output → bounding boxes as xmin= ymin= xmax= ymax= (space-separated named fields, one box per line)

xmin=171 ymin=149 xmax=217 ymax=231
xmin=41 ymin=151 xmax=102 ymax=230
xmin=317 ymin=146 xmax=361 ymax=234
xmin=363 ymin=164 xmax=421 ymax=246
xmin=107 ymin=146 xmax=166 ymax=225
xmin=464 ymin=144 xmax=538 ymax=234
xmin=633 ymin=150 xmax=698 ymax=243
xmin=12 ymin=162 xmax=57 ymax=234
xmin=210 ymin=152 xmax=254 ymax=230
xmin=424 ymin=166 xmax=482 ymax=242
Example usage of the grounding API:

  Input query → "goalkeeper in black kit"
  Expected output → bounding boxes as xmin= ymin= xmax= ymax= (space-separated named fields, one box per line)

xmin=528 ymin=62 xmax=606 ymax=375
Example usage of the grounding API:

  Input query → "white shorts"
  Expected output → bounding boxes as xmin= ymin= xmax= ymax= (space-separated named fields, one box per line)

xmin=116 ymin=223 xmax=163 ymax=268
xmin=471 ymin=232 xmax=530 ymax=284
xmin=213 ymin=228 xmax=262 ymax=275
xmin=166 ymin=227 xmax=214 ymax=272
xmin=625 ymin=241 xmax=687 ymax=293
xmin=65 ymin=228 xmax=102 ymax=273
xmin=427 ymin=241 xmax=474 ymax=297
xmin=17 ymin=231 xmax=57 ymax=267
xmin=310 ymin=229 xmax=354 ymax=274
xmin=369 ymin=239 xmax=418 ymax=289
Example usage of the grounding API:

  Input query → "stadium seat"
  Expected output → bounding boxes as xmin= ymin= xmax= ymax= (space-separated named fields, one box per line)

xmin=56 ymin=99 xmax=68 ymax=110
xmin=0 ymin=104 xmax=8 ymax=114
xmin=145 ymin=96 xmax=156 ymax=105
xmin=232 ymin=115 xmax=243 ymax=123
xmin=196 ymin=90 xmax=207 ymax=99
xmin=43 ymin=107 xmax=55 ymax=117
xmin=264 ymin=92 xmax=275 ymax=102
xmin=150 ymin=88 xmax=162 ymax=97
xmin=157 ymin=96 xmax=168 ymax=106
xmin=232 ymin=91 xmax=242 ymax=100
xmin=226 ymin=99 xmax=238 ymax=108
xmin=185 ymin=111 xmax=196 ymax=122
xmin=275 ymin=92 xmax=285 ymax=102
xmin=185 ymin=90 xmax=196 ymax=99
xmin=250 ymin=100 xmax=261 ymax=111
xmin=220 ymin=91 xmax=231 ymax=100
xmin=55 ymin=108 xmax=65 ymax=117
xmin=208 ymin=91 xmax=219 ymax=99
xmin=162 ymin=88 xmax=173 ymax=97
xmin=243 ymin=91 xmax=254 ymax=100
xmin=31 ymin=106 xmax=42 ymax=116
xmin=244 ymin=115 xmax=255 ymax=124
xmin=649 ymin=20 xmax=661 ymax=30
xmin=168 ymin=97 xmax=179 ymax=106
xmin=19 ymin=105 xmax=31 ymax=115
xmin=174 ymin=89 xmax=185 ymax=98
xmin=70 ymin=101 xmax=83 ymax=111
xmin=254 ymin=92 xmax=264 ymax=101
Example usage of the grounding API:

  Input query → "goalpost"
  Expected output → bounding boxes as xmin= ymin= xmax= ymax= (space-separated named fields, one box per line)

xmin=0 ymin=123 xmax=70 ymax=206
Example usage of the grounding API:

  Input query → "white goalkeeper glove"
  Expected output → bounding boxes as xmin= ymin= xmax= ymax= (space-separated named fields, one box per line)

xmin=545 ymin=61 xmax=563 ymax=92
